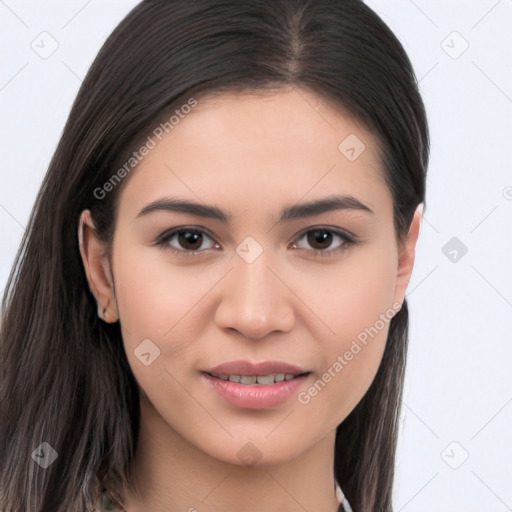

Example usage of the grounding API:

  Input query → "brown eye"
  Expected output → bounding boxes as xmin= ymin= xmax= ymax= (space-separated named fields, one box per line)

xmin=177 ymin=230 xmax=204 ymax=250
xmin=156 ymin=227 xmax=219 ymax=254
xmin=291 ymin=227 xmax=357 ymax=256
xmin=307 ymin=229 xmax=334 ymax=250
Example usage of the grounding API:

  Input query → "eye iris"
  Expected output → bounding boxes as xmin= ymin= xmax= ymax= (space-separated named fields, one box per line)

xmin=307 ymin=229 xmax=332 ymax=250
xmin=178 ymin=230 xmax=203 ymax=250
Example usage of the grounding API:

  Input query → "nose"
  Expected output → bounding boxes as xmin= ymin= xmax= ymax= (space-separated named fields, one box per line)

xmin=214 ymin=247 xmax=296 ymax=340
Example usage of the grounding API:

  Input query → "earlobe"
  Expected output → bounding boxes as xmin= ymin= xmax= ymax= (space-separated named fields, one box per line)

xmin=78 ymin=209 xmax=119 ymax=323
xmin=393 ymin=204 xmax=423 ymax=306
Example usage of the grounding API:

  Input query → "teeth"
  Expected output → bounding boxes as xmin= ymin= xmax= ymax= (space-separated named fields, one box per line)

xmin=256 ymin=374 xmax=274 ymax=385
xmin=213 ymin=373 xmax=301 ymax=385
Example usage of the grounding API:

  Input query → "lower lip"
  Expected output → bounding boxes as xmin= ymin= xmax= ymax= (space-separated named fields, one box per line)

xmin=201 ymin=372 xmax=310 ymax=410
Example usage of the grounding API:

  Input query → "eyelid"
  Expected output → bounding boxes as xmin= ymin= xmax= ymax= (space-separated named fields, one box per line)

xmin=154 ymin=226 xmax=219 ymax=252
xmin=290 ymin=226 xmax=358 ymax=254
xmin=155 ymin=226 xmax=218 ymax=246
xmin=293 ymin=225 xmax=357 ymax=243
xmin=155 ymin=225 xmax=359 ymax=256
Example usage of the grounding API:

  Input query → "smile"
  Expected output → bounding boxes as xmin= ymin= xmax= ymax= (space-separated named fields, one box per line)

xmin=208 ymin=372 xmax=304 ymax=385
xmin=201 ymin=371 xmax=311 ymax=409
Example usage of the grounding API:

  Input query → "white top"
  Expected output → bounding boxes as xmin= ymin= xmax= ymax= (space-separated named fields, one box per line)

xmin=335 ymin=481 xmax=353 ymax=512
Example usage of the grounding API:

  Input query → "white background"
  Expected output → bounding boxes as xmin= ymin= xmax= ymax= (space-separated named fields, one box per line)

xmin=1 ymin=1 xmax=511 ymax=510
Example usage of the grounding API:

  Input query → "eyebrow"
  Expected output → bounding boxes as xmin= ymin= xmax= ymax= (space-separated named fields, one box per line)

xmin=136 ymin=194 xmax=374 ymax=223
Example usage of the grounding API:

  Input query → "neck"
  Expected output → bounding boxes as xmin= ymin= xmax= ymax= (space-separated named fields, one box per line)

xmin=119 ymin=393 xmax=341 ymax=512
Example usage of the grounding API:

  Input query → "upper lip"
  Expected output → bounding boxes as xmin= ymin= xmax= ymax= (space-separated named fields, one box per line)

xmin=205 ymin=360 xmax=309 ymax=376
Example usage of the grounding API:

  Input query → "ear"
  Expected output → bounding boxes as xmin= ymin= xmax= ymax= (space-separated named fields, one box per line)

xmin=78 ymin=209 xmax=119 ymax=323
xmin=392 ymin=204 xmax=423 ymax=306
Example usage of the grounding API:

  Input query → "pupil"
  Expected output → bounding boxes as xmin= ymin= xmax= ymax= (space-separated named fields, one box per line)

xmin=307 ymin=229 xmax=332 ymax=250
xmin=179 ymin=231 xmax=202 ymax=250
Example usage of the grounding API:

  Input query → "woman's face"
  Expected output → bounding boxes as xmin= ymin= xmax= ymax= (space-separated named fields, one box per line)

xmin=82 ymin=87 xmax=419 ymax=467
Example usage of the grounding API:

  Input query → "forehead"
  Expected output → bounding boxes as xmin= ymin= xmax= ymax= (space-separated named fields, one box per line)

xmin=117 ymin=87 xmax=390 ymax=219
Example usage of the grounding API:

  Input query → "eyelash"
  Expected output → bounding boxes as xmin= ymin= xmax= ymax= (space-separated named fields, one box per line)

xmin=154 ymin=226 xmax=359 ymax=258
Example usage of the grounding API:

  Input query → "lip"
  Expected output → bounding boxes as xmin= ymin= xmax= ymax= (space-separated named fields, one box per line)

xmin=201 ymin=360 xmax=311 ymax=410
xmin=201 ymin=373 xmax=310 ymax=409
xmin=206 ymin=360 xmax=308 ymax=376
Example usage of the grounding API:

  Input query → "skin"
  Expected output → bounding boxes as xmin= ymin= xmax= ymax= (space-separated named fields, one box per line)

xmin=79 ymin=86 xmax=421 ymax=512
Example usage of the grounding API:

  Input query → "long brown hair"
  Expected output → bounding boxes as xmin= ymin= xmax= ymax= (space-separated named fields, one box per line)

xmin=0 ymin=1 xmax=429 ymax=510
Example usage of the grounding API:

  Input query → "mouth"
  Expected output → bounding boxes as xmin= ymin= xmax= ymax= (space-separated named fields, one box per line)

xmin=205 ymin=372 xmax=309 ymax=385
xmin=201 ymin=360 xmax=312 ymax=409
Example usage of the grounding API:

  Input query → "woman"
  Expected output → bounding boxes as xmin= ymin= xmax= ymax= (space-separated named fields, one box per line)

xmin=0 ymin=1 xmax=429 ymax=511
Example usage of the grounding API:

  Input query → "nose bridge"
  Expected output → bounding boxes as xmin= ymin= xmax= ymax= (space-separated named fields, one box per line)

xmin=214 ymin=241 xmax=295 ymax=339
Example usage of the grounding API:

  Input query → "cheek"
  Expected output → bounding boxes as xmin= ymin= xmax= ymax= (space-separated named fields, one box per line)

xmin=294 ymin=245 xmax=398 ymax=418
xmin=334 ymin=247 xmax=397 ymax=362
xmin=334 ymin=257 xmax=397 ymax=345
xmin=112 ymin=247 xmax=215 ymax=408
xmin=112 ymin=244 xmax=219 ymax=347
xmin=298 ymin=243 xmax=398 ymax=348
